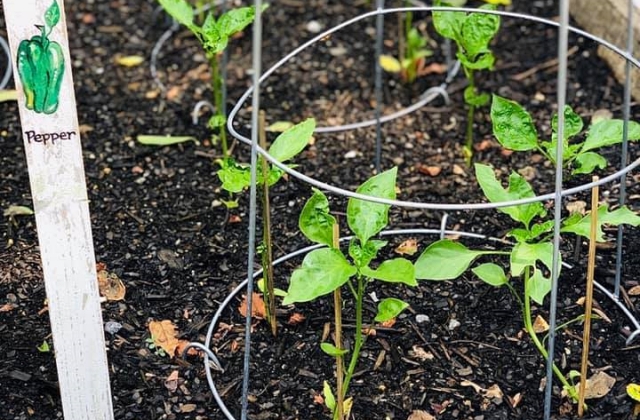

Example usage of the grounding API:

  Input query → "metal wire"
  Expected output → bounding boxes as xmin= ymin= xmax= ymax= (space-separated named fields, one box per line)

xmin=0 ymin=35 xmax=12 ymax=90
xmin=374 ymin=0 xmax=385 ymax=173
xmin=615 ymin=0 xmax=635 ymax=299
xmin=544 ymin=1 xmax=570 ymax=418
xmin=239 ymin=0 xmax=263 ymax=418
xmin=227 ymin=7 xmax=640 ymax=211
xmin=189 ymin=227 xmax=640 ymax=419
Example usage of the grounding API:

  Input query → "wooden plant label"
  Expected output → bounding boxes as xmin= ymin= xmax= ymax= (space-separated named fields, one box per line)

xmin=2 ymin=1 xmax=114 ymax=419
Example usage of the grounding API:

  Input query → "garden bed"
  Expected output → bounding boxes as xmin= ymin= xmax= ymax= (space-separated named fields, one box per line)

xmin=1 ymin=1 xmax=639 ymax=419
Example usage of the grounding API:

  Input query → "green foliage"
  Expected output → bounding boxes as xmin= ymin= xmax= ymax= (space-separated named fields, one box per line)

xmin=491 ymin=94 xmax=640 ymax=175
xmin=216 ymin=118 xmax=315 ymax=193
xmin=137 ymin=135 xmax=200 ymax=146
xmin=433 ymin=1 xmax=499 ymax=107
xmin=285 ymin=168 xmax=415 ymax=411
xmin=415 ymin=160 xmax=640 ymax=403
xmin=379 ymin=12 xmax=433 ymax=83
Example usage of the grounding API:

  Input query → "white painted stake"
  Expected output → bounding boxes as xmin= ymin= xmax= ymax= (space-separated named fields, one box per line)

xmin=2 ymin=1 xmax=114 ymax=419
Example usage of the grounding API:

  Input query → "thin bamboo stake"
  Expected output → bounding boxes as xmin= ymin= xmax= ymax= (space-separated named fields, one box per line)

xmin=333 ymin=222 xmax=344 ymax=420
xmin=578 ymin=176 xmax=599 ymax=416
xmin=259 ymin=110 xmax=277 ymax=336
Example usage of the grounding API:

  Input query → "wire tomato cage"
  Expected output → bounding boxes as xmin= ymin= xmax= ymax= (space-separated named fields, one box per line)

xmin=180 ymin=2 xmax=640 ymax=420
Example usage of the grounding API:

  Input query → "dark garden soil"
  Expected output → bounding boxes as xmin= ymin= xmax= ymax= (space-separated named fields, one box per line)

xmin=1 ymin=0 xmax=640 ymax=419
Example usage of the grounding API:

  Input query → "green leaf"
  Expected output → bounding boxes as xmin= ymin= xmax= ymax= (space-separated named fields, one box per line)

xmin=208 ymin=114 xmax=226 ymax=129
xmin=581 ymin=119 xmax=640 ymax=153
xmin=490 ymin=95 xmax=538 ymax=151
xmin=217 ymin=158 xmax=251 ymax=193
xmin=510 ymin=241 xmax=556 ymax=277
xmin=283 ymin=249 xmax=356 ymax=304
xmin=472 ymin=262 xmax=508 ymax=286
xmin=551 ymin=105 xmax=583 ymax=139
xmin=379 ymin=55 xmax=402 ymax=73
xmin=361 ymin=258 xmax=417 ymax=286
xmin=158 ymin=0 xmax=194 ymax=28
xmin=201 ymin=21 xmax=227 ymax=55
xmin=323 ymin=381 xmax=336 ymax=413
xmin=464 ymin=86 xmax=490 ymax=106
xmin=299 ymin=189 xmax=336 ymax=248
xmin=457 ymin=50 xmax=495 ymax=70
xmin=528 ymin=268 xmax=551 ymax=305
xmin=45 ymin=0 xmax=61 ymax=31
xmin=348 ymin=239 xmax=387 ymax=268
xmin=268 ymin=118 xmax=315 ymax=163
xmin=460 ymin=6 xmax=500 ymax=58
xmin=320 ymin=342 xmax=349 ymax=357
xmin=374 ymin=298 xmax=410 ymax=322
xmin=475 ymin=164 xmax=546 ymax=227
xmin=0 ymin=90 xmax=18 ymax=102
xmin=432 ymin=1 xmax=465 ymax=41
xmin=415 ymin=239 xmax=489 ymax=280
xmin=581 ymin=120 xmax=640 ymax=152
xmin=37 ymin=340 xmax=50 ymax=352
xmin=137 ymin=135 xmax=200 ymax=146
xmin=347 ymin=168 xmax=397 ymax=244
xmin=572 ymin=151 xmax=607 ymax=175
xmin=508 ymin=220 xmax=554 ymax=242
xmin=257 ymin=278 xmax=288 ymax=297
xmin=561 ymin=204 xmax=640 ymax=242
xmin=217 ymin=4 xmax=267 ymax=38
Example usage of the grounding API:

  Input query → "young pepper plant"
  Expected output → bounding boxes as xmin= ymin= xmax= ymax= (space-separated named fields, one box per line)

xmin=432 ymin=1 xmax=500 ymax=163
xmin=379 ymin=10 xmax=433 ymax=83
xmin=217 ymin=118 xmax=315 ymax=335
xmin=282 ymin=168 xmax=416 ymax=419
xmin=490 ymin=94 xmax=640 ymax=175
xmin=157 ymin=0 xmax=267 ymax=157
xmin=414 ymin=163 xmax=640 ymax=404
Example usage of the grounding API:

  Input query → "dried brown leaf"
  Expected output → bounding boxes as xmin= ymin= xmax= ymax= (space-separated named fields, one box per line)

xmin=395 ymin=239 xmax=418 ymax=256
xmin=408 ymin=410 xmax=435 ymax=420
xmin=287 ymin=312 xmax=306 ymax=325
xmin=238 ymin=293 xmax=266 ymax=319
xmin=97 ymin=264 xmax=126 ymax=301
xmin=584 ymin=371 xmax=616 ymax=399
xmin=533 ymin=315 xmax=550 ymax=333
xmin=0 ymin=303 xmax=16 ymax=312
xmin=148 ymin=320 xmax=181 ymax=356
xmin=629 ymin=285 xmax=640 ymax=296
xmin=164 ymin=370 xmax=179 ymax=393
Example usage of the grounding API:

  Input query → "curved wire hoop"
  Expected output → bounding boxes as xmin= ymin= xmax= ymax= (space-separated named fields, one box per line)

xmin=226 ymin=6 xmax=640 ymax=211
xmin=0 ymin=36 xmax=12 ymax=90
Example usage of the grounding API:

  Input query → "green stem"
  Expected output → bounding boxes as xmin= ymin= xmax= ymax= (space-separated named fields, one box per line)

xmin=523 ymin=267 xmax=579 ymax=402
xmin=209 ymin=54 xmax=229 ymax=157
xmin=341 ymin=275 xmax=366 ymax=399
xmin=464 ymin=68 xmax=476 ymax=165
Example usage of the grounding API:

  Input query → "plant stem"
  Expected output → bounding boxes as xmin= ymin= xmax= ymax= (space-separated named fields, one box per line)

xmin=464 ymin=68 xmax=476 ymax=165
xmin=259 ymin=111 xmax=277 ymax=337
xmin=342 ymin=275 xmax=366 ymax=399
xmin=332 ymin=224 xmax=344 ymax=420
xmin=209 ymin=54 xmax=228 ymax=157
xmin=523 ymin=267 xmax=579 ymax=401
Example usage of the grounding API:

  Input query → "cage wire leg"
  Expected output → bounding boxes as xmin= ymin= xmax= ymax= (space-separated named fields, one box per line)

xmin=374 ymin=0 xmax=385 ymax=173
xmin=615 ymin=0 xmax=635 ymax=299
xmin=240 ymin=0 xmax=264 ymax=419
xmin=544 ymin=1 xmax=570 ymax=418
xmin=1 ymin=35 xmax=12 ymax=90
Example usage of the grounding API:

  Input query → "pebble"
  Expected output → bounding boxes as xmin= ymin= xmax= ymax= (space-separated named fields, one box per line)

xmin=416 ymin=314 xmax=430 ymax=324
xmin=306 ymin=20 xmax=323 ymax=33
xmin=344 ymin=150 xmax=358 ymax=159
xmin=448 ymin=319 xmax=461 ymax=330
xmin=104 ymin=321 xmax=123 ymax=335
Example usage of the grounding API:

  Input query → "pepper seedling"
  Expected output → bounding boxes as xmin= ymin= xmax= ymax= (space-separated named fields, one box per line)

xmin=157 ymin=0 xmax=267 ymax=157
xmin=432 ymin=1 xmax=500 ymax=163
xmin=17 ymin=0 xmax=64 ymax=114
xmin=218 ymin=118 xmax=315 ymax=335
xmin=414 ymin=162 xmax=640 ymax=404
xmin=283 ymin=167 xmax=416 ymax=419
xmin=491 ymin=94 xmax=640 ymax=175
xmin=379 ymin=10 xmax=433 ymax=83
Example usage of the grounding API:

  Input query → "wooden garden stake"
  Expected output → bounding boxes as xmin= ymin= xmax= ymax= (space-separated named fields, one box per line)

xmin=2 ymin=1 xmax=114 ymax=419
xmin=259 ymin=110 xmax=277 ymax=336
xmin=578 ymin=176 xmax=599 ymax=416
xmin=332 ymin=222 xmax=345 ymax=420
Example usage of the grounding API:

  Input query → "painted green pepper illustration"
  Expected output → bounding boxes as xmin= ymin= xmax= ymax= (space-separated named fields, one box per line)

xmin=17 ymin=0 xmax=65 ymax=114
